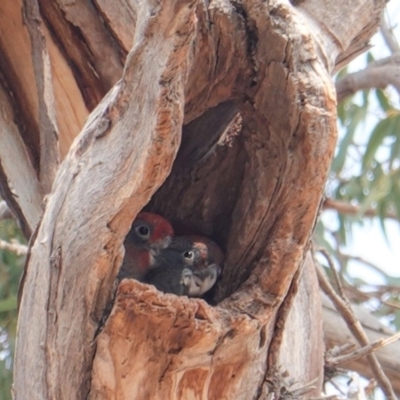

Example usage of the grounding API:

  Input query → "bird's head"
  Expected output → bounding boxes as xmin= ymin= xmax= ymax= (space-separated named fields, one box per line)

xmin=164 ymin=235 xmax=224 ymax=270
xmin=127 ymin=212 xmax=174 ymax=251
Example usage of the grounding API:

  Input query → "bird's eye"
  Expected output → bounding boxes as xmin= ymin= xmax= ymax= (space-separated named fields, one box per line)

xmin=183 ymin=250 xmax=194 ymax=260
xmin=135 ymin=224 xmax=150 ymax=239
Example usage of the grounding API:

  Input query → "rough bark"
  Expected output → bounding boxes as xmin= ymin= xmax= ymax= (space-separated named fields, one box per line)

xmin=24 ymin=0 xmax=60 ymax=194
xmin=323 ymin=294 xmax=400 ymax=395
xmin=91 ymin=253 xmax=323 ymax=399
xmin=15 ymin=2 xmax=196 ymax=398
xmin=0 ymin=0 xmax=386 ymax=399
xmin=0 ymin=84 xmax=42 ymax=236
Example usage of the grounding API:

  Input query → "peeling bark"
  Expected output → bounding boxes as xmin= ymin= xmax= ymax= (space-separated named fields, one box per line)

xmin=0 ymin=0 xmax=387 ymax=399
xmin=24 ymin=0 xmax=60 ymax=194
xmin=15 ymin=2 xmax=197 ymax=398
xmin=91 ymin=281 xmax=265 ymax=400
xmin=0 ymin=85 xmax=42 ymax=236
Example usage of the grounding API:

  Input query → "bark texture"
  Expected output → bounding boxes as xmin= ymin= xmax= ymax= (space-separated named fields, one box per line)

xmin=0 ymin=0 xmax=386 ymax=399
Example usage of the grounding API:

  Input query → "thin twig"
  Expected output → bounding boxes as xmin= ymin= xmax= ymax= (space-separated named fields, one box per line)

xmin=329 ymin=378 xmax=347 ymax=396
xmin=369 ymin=53 xmax=400 ymax=69
xmin=327 ymin=331 xmax=400 ymax=367
xmin=364 ymin=379 xmax=377 ymax=397
xmin=316 ymin=264 xmax=398 ymax=400
xmin=338 ymin=253 xmax=385 ymax=276
xmin=316 ymin=247 xmax=346 ymax=300
xmin=327 ymin=343 xmax=356 ymax=358
xmin=323 ymin=198 xmax=399 ymax=222
xmin=345 ymin=285 xmax=400 ymax=311
xmin=0 ymin=239 xmax=28 ymax=256
xmin=288 ymin=378 xmax=318 ymax=397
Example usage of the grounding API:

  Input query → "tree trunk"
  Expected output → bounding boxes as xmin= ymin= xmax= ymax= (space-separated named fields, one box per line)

xmin=0 ymin=0 xmax=385 ymax=399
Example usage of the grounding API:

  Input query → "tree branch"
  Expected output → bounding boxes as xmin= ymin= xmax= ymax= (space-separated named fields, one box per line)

xmin=335 ymin=12 xmax=400 ymax=103
xmin=316 ymin=265 xmax=397 ymax=399
xmin=322 ymin=198 xmax=400 ymax=221
xmin=0 ymin=239 xmax=28 ymax=256
xmin=326 ymin=331 xmax=400 ymax=367
xmin=322 ymin=293 xmax=400 ymax=394
xmin=369 ymin=53 xmax=400 ymax=68
xmin=336 ymin=65 xmax=400 ymax=102
xmin=316 ymin=247 xmax=346 ymax=299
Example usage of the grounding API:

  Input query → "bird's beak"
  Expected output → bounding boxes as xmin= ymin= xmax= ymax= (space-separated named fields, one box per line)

xmin=185 ymin=264 xmax=221 ymax=297
xmin=150 ymin=235 xmax=172 ymax=251
xmin=162 ymin=235 xmax=172 ymax=248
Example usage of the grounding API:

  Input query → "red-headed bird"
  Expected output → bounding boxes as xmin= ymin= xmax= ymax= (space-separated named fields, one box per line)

xmin=143 ymin=235 xmax=224 ymax=296
xmin=118 ymin=212 xmax=174 ymax=281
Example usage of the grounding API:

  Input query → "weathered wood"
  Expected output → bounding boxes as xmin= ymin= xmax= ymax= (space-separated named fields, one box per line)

xmin=91 ymin=253 xmax=324 ymax=399
xmin=39 ymin=0 xmax=123 ymax=109
xmin=91 ymin=280 xmax=266 ymax=400
xmin=295 ymin=0 xmax=386 ymax=72
xmin=15 ymin=1 xmax=197 ymax=398
xmin=5 ymin=0 xmax=387 ymax=399
xmin=0 ymin=0 xmax=89 ymax=231
xmin=24 ymin=0 xmax=60 ymax=194
xmin=0 ymin=85 xmax=42 ymax=236
xmin=271 ymin=252 xmax=324 ymax=396
xmin=0 ymin=0 xmax=41 ymax=171
xmin=94 ymin=0 xmax=338 ymax=397
xmin=152 ymin=0 xmax=338 ymax=304
xmin=93 ymin=0 xmax=137 ymax=52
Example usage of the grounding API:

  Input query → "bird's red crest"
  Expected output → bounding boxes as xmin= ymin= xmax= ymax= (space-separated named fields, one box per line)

xmin=137 ymin=212 xmax=174 ymax=244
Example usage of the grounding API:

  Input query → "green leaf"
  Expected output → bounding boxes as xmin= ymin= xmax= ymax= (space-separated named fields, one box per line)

xmin=390 ymin=180 xmax=400 ymax=220
xmin=0 ymin=296 xmax=17 ymax=313
xmin=337 ymin=99 xmax=348 ymax=126
xmin=377 ymin=196 xmax=389 ymax=242
xmin=337 ymin=178 xmax=363 ymax=206
xmin=333 ymin=105 xmax=367 ymax=174
xmin=388 ymin=115 xmax=400 ymax=168
xmin=366 ymin=51 xmax=375 ymax=64
xmin=375 ymin=88 xmax=392 ymax=112
xmin=331 ymin=106 xmax=365 ymax=174
xmin=361 ymin=88 xmax=370 ymax=106
xmin=359 ymin=173 xmax=391 ymax=213
xmin=362 ymin=116 xmax=395 ymax=170
xmin=337 ymin=214 xmax=348 ymax=245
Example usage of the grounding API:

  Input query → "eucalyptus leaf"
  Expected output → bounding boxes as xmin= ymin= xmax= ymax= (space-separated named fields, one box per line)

xmin=332 ymin=105 xmax=367 ymax=173
xmin=362 ymin=116 xmax=396 ymax=170
xmin=375 ymin=88 xmax=392 ymax=112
